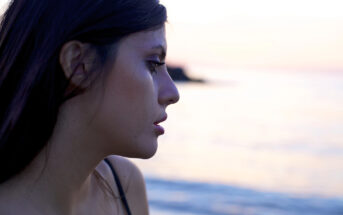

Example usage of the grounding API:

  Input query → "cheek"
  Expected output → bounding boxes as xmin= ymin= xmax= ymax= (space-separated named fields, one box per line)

xmin=94 ymin=63 xmax=158 ymax=150
xmin=109 ymin=64 xmax=156 ymax=120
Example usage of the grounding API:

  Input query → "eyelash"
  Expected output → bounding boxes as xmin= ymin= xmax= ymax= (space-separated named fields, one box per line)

xmin=146 ymin=60 xmax=165 ymax=74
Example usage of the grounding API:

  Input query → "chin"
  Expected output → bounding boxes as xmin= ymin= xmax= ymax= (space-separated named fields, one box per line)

xmin=126 ymin=150 xmax=156 ymax=159
xmin=126 ymin=140 xmax=158 ymax=159
xmin=138 ymin=144 xmax=158 ymax=159
xmin=140 ymin=149 xmax=157 ymax=159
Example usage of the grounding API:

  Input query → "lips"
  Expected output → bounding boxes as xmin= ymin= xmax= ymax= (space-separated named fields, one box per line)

xmin=154 ymin=114 xmax=167 ymax=125
xmin=154 ymin=114 xmax=167 ymax=135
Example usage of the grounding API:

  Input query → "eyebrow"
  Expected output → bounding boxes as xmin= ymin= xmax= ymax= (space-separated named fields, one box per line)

xmin=151 ymin=45 xmax=166 ymax=61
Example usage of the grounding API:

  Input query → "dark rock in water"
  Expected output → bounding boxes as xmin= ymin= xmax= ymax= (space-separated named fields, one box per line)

xmin=167 ymin=66 xmax=205 ymax=83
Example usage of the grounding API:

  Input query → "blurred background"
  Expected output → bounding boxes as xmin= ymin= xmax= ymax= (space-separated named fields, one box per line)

xmin=133 ymin=0 xmax=343 ymax=214
xmin=1 ymin=0 xmax=343 ymax=214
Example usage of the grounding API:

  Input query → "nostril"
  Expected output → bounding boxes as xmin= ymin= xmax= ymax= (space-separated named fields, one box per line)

xmin=158 ymin=89 xmax=179 ymax=106
xmin=168 ymin=88 xmax=180 ymax=105
xmin=173 ymin=91 xmax=180 ymax=104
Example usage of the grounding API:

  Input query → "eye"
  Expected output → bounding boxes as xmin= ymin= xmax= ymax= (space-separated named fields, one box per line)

xmin=146 ymin=60 xmax=165 ymax=74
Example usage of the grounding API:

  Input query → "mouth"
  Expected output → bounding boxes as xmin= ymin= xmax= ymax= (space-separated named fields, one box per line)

xmin=154 ymin=114 xmax=167 ymax=135
xmin=154 ymin=115 xmax=167 ymax=125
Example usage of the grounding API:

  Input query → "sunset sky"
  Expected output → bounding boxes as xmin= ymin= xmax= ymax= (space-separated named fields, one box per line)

xmin=1 ymin=0 xmax=342 ymax=70
xmin=160 ymin=0 xmax=343 ymax=71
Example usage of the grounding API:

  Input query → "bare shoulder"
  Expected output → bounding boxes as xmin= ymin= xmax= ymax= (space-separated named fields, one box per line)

xmin=104 ymin=155 xmax=149 ymax=214
xmin=104 ymin=155 xmax=144 ymax=192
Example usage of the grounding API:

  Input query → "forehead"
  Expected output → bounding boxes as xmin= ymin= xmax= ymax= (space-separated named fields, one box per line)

xmin=121 ymin=27 xmax=166 ymax=51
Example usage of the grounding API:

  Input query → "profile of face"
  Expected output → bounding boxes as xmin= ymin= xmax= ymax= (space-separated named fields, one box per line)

xmin=62 ymin=26 xmax=179 ymax=159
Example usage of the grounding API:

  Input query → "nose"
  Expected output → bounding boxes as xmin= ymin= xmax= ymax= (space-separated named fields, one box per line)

xmin=158 ymin=71 xmax=180 ymax=106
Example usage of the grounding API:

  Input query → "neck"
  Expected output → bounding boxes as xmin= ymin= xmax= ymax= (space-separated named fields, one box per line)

xmin=0 ymin=141 xmax=104 ymax=215
xmin=0 ymin=105 xmax=108 ymax=215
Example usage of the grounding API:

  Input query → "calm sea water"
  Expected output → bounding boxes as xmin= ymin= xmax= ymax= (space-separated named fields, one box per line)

xmin=146 ymin=177 xmax=343 ymax=215
xmin=131 ymin=68 xmax=343 ymax=214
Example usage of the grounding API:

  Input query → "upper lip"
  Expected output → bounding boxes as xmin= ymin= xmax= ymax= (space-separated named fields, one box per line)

xmin=154 ymin=114 xmax=167 ymax=125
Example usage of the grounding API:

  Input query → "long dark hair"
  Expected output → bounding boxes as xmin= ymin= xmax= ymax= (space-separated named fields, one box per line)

xmin=0 ymin=0 xmax=167 ymax=183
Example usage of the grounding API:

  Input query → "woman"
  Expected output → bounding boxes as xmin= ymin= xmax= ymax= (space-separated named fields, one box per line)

xmin=0 ymin=0 xmax=179 ymax=214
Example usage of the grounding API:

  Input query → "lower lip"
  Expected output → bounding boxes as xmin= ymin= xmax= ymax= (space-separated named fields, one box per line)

xmin=154 ymin=124 xmax=165 ymax=135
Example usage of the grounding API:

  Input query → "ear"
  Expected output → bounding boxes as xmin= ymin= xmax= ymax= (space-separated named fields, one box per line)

xmin=59 ymin=41 xmax=93 ymax=88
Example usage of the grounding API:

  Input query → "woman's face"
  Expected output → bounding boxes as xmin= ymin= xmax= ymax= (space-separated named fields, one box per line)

xmin=88 ymin=26 xmax=179 ymax=158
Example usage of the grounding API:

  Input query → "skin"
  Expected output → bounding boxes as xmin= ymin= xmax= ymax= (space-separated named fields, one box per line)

xmin=0 ymin=26 xmax=179 ymax=215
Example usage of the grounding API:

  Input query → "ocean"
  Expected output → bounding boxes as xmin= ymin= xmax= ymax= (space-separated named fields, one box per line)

xmin=131 ymin=67 xmax=343 ymax=214
xmin=146 ymin=177 xmax=343 ymax=215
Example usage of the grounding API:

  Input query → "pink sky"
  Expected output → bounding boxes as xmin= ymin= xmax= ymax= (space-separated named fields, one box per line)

xmin=161 ymin=0 xmax=343 ymax=71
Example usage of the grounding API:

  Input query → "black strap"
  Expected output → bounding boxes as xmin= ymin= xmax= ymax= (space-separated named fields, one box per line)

xmin=104 ymin=158 xmax=132 ymax=215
